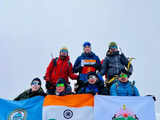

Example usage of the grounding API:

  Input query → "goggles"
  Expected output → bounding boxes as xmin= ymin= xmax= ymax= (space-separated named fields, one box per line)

xmin=56 ymin=83 xmax=65 ymax=87
xmin=119 ymin=74 xmax=128 ymax=78
xmin=110 ymin=46 xmax=118 ymax=49
xmin=88 ymin=75 xmax=97 ymax=79
xmin=31 ymin=81 xmax=40 ymax=85
xmin=60 ymin=49 xmax=68 ymax=54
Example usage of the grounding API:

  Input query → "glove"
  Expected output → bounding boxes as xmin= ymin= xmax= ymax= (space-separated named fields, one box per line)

xmin=43 ymin=76 xmax=50 ymax=81
xmin=127 ymin=71 xmax=132 ymax=78
xmin=45 ymin=81 xmax=53 ymax=89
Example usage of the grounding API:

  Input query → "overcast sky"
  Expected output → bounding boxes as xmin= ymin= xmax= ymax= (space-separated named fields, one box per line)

xmin=0 ymin=0 xmax=159 ymax=113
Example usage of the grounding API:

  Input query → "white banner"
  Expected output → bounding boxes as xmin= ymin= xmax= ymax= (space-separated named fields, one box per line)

xmin=94 ymin=95 xmax=156 ymax=120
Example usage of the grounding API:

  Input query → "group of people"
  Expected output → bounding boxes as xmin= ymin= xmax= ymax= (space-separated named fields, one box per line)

xmin=14 ymin=41 xmax=140 ymax=101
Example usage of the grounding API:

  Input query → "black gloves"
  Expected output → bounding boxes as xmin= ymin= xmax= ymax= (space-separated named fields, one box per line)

xmin=45 ymin=81 xmax=53 ymax=89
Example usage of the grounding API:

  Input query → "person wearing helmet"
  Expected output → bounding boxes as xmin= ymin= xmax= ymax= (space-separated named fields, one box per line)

xmin=44 ymin=47 xmax=78 ymax=94
xmin=73 ymin=42 xmax=101 ymax=92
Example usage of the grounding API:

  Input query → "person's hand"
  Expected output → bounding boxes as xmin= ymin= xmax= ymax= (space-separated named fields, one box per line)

xmin=45 ymin=81 xmax=53 ymax=89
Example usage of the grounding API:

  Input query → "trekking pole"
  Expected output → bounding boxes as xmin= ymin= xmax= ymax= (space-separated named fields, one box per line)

xmin=50 ymin=52 xmax=54 ymax=59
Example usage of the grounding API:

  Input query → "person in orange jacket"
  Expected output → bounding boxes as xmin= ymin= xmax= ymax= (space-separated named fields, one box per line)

xmin=44 ymin=47 xmax=78 ymax=94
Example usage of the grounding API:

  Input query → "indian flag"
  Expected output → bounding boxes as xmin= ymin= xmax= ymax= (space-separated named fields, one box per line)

xmin=43 ymin=94 xmax=94 ymax=120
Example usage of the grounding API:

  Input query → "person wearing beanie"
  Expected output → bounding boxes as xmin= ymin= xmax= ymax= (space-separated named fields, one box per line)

xmin=14 ymin=77 xmax=46 ymax=101
xmin=110 ymin=72 xmax=140 ymax=96
xmin=77 ymin=72 xmax=108 ymax=95
xmin=100 ymin=41 xmax=133 ymax=89
xmin=54 ymin=78 xmax=72 ymax=96
xmin=44 ymin=47 xmax=78 ymax=95
xmin=73 ymin=41 xmax=101 ymax=92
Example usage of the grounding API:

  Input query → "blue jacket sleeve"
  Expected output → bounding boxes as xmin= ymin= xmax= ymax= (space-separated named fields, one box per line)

xmin=110 ymin=84 xmax=118 ymax=96
xmin=73 ymin=56 xmax=81 ymax=73
xmin=134 ymin=86 xmax=140 ymax=96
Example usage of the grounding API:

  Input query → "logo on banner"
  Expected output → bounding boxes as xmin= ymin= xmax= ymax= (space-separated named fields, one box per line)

xmin=112 ymin=105 xmax=139 ymax=120
xmin=8 ymin=109 xmax=27 ymax=120
xmin=63 ymin=109 xmax=73 ymax=119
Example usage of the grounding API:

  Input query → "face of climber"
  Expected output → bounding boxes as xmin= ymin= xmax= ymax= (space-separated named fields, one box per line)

xmin=56 ymin=83 xmax=65 ymax=93
xmin=118 ymin=74 xmax=128 ymax=83
xmin=60 ymin=49 xmax=68 ymax=59
xmin=31 ymin=80 xmax=41 ymax=92
xmin=88 ymin=75 xmax=97 ymax=84
xmin=84 ymin=46 xmax=91 ymax=54
xmin=109 ymin=46 xmax=118 ymax=52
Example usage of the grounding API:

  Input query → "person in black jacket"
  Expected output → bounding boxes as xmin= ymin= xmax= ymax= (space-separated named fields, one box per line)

xmin=14 ymin=78 xmax=46 ymax=101
xmin=100 ymin=42 xmax=133 ymax=81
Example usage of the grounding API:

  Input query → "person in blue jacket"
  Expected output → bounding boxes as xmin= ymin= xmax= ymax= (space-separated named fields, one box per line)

xmin=77 ymin=72 xmax=108 ymax=95
xmin=73 ymin=42 xmax=101 ymax=91
xmin=110 ymin=73 xmax=140 ymax=96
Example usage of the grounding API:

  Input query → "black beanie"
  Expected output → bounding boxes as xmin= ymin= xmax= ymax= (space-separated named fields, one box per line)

xmin=31 ymin=77 xmax=41 ymax=85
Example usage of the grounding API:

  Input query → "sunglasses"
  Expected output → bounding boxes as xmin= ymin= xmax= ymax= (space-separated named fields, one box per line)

xmin=60 ymin=49 xmax=68 ymax=54
xmin=119 ymin=74 xmax=128 ymax=78
xmin=56 ymin=83 xmax=65 ymax=87
xmin=31 ymin=81 xmax=40 ymax=85
xmin=89 ymin=75 xmax=97 ymax=79
xmin=110 ymin=46 xmax=118 ymax=49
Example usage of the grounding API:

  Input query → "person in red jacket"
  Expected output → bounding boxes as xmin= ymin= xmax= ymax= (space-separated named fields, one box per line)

xmin=44 ymin=47 xmax=78 ymax=94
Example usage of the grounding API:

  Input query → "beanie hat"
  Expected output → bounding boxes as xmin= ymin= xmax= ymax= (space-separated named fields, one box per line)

xmin=109 ymin=42 xmax=118 ymax=49
xmin=31 ymin=77 xmax=41 ymax=85
xmin=60 ymin=47 xmax=68 ymax=54
xmin=83 ymin=41 xmax=91 ymax=48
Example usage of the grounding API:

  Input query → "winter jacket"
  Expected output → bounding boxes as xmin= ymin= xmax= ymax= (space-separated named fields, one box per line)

xmin=14 ymin=88 xmax=46 ymax=101
xmin=77 ymin=78 xmax=108 ymax=95
xmin=100 ymin=51 xmax=133 ymax=80
xmin=73 ymin=52 xmax=101 ymax=82
xmin=110 ymin=80 xmax=140 ymax=96
xmin=45 ymin=56 xmax=78 ymax=86
xmin=101 ymin=59 xmax=107 ymax=80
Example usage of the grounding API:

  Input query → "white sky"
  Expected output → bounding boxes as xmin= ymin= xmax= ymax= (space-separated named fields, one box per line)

xmin=0 ymin=0 xmax=159 ymax=113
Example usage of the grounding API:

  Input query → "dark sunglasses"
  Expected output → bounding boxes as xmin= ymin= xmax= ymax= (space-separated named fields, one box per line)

xmin=31 ymin=81 xmax=40 ymax=85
